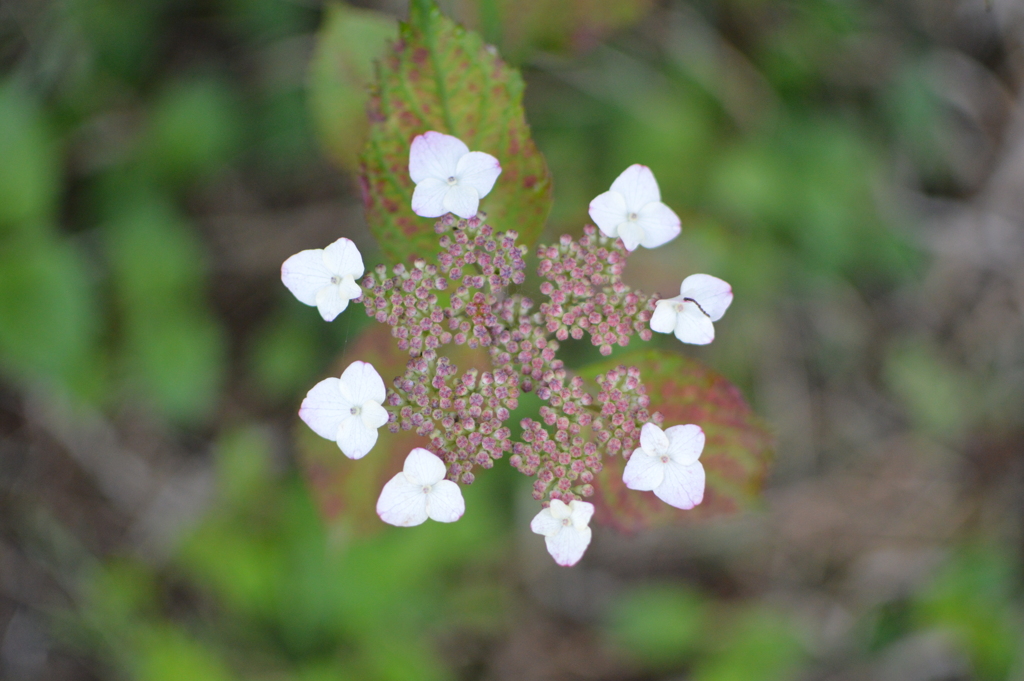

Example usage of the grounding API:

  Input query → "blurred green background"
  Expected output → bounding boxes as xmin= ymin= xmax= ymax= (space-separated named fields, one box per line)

xmin=3 ymin=0 xmax=1024 ymax=679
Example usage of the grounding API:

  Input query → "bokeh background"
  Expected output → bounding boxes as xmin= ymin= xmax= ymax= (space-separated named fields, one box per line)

xmin=2 ymin=0 xmax=1024 ymax=679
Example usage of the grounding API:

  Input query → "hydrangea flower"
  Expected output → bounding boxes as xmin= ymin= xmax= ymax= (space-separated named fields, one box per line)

xmin=299 ymin=361 xmax=389 ymax=459
xmin=377 ymin=447 xmax=466 ymax=526
xmin=622 ymin=423 xmax=705 ymax=510
xmin=650 ymin=274 xmax=733 ymax=345
xmin=409 ymin=131 xmax=502 ymax=219
xmin=281 ymin=237 xmax=364 ymax=322
xmin=530 ymin=499 xmax=595 ymax=566
xmin=588 ymin=164 xmax=681 ymax=252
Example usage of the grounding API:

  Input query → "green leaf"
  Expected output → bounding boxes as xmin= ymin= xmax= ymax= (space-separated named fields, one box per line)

xmin=606 ymin=584 xmax=706 ymax=668
xmin=580 ymin=349 xmax=773 ymax=532
xmin=308 ymin=3 xmax=397 ymax=171
xmin=0 ymin=85 xmax=58 ymax=231
xmin=359 ymin=0 xmax=552 ymax=263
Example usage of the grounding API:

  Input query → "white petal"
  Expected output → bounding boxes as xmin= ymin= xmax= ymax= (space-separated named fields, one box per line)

xmin=547 ymin=498 xmax=572 ymax=520
xmin=403 ymin=447 xmax=447 ymax=486
xmin=442 ymin=183 xmax=480 ymax=219
xmin=425 ymin=480 xmax=465 ymax=523
xmin=544 ymin=526 xmax=592 ymax=567
xmin=680 ymin=274 xmax=733 ymax=322
xmin=673 ymin=303 xmax=715 ymax=345
xmin=412 ymin=177 xmax=451 ymax=218
xmin=622 ymin=449 xmax=664 ymax=491
xmin=664 ymin=424 xmax=705 ymax=466
xmin=315 ymin=284 xmax=350 ymax=322
xmin=299 ymin=378 xmax=352 ymax=440
xmin=377 ymin=474 xmax=429 ymax=526
xmin=455 ymin=151 xmax=501 ymax=199
xmin=336 ymin=414 xmax=379 ymax=459
xmin=360 ymin=400 xmax=390 ymax=430
xmin=281 ymin=249 xmax=333 ymax=306
xmin=636 ymin=201 xmax=681 ymax=249
xmin=650 ymin=299 xmax=680 ymax=334
xmin=321 ymin=238 xmax=364 ymax=279
xmin=617 ymin=220 xmax=644 ymax=252
xmin=588 ymin=190 xmax=628 ymax=237
xmin=568 ymin=500 xmax=594 ymax=529
xmin=609 ymin=164 xmax=661 ymax=211
xmin=409 ymin=131 xmax=468 ymax=183
xmin=336 ymin=276 xmax=362 ymax=301
xmin=653 ymin=460 xmax=705 ymax=510
xmin=339 ymin=361 xmax=386 ymax=405
xmin=639 ymin=422 xmax=669 ymax=456
xmin=530 ymin=507 xmax=563 ymax=537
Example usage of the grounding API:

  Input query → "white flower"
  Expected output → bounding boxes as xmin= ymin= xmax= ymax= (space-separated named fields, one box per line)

xmin=299 ymin=361 xmax=390 ymax=459
xmin=650 ymin=273 xmax=733 ymax=345
xmin=622 ymin=423 xmax=705 ymax=510
xmin=281 ymin=237 xmax=364 ymax=322
xmin=588 ymin=164 xmax=681 ymax=252
xmin=530 ymin=499 xmax=594 ymax=567
xmin=409 ymin=131 xmax=502 ymax=219
xmin=376 ymin=448 xmax=465 ymax=526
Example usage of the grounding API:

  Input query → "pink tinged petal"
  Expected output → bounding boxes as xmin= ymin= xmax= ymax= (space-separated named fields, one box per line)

xmin=681 ymin=274 xmax=733 ymax=322
xmin=315 ymin=284 xmax=350 ymax=322
xmin=377 ymin=474 xmax=429 ymax=526
xmin=609 ymin=164 xmax=661 ymax=211
xmin=442 ymin=183 xmax=480 ymax=219
xmin=636 ymin=201 xmax=681 ymax=249
xmin=455 ymin=151 xmax=501 ymax=199
xmin=336 ymin=276 xmax=362 ymax=301
xmin=622 ymin=449 xmax=664 ymax=491
xmin=321 ymin=237 xmax=364 ymax=279
xmin=403 ymin=447 xmax=447 ymax=486
xmin=588 ymin=190 xmax=628 ymax=237
xmin=544 ymin=525 xmax=592 ymax=566
xmin=299 ymin=377 xmax=350 ymax=440
xmin=673 ymin=302 xmax=715 ymax=345
xmin=360 ymin=400 xmax=390 ymax=430
xmin=409 ymin=131 xmax=468 ymax=183
xmin=649 ymin=300 xmax=680 ymax=334
xmin=281 ymin=249 xmax=333 ymax=306
xmin=617 ymin=220 xmax=644 ymax=251
xmin=530 ymin=508 xmax=563 ymax=537
xmin=425 ymin=480 xmax=465 ymax=523
xmin=639 ymin=422 xmax=669 ymax=455
xmin=653 ymin=460 xmax=705 ymax=510
xmin=569 ymin=500 xmax=594 ymax=529
xmin=339 ymin=361 xmax=386 ymax=405
xmin=411 ymin=177 xmax=451 ymax=218
xmin=336 ymin=414 xmax=378 ymax=459
xmin=664 ymin=424 xmax=705 ymax=465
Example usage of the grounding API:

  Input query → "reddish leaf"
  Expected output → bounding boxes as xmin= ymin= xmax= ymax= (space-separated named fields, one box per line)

xmin=580 ymin=349 xmax=773 ymax=532
xmin=359 ymin=0 xmax=552 ymax=264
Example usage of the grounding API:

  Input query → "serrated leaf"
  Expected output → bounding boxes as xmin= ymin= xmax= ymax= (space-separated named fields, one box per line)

xmin=580 ymin=349 xmax=773 ymax=532
xmin=308 ymin=3 xmax=397 ymax=171
xmin=359 ymin=0 xmax=552 ymax=263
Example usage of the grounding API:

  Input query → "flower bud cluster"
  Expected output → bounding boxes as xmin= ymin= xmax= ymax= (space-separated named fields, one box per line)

xmin=592 ymin=365 xmax=662 ymax=455
xmin=387 ymin=349 xmax=518 ymax=484
xmin=537 ymin=226 xmax=657 ymax=355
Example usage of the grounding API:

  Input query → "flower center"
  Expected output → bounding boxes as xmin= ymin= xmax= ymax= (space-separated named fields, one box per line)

xmin=350 ymin=406 xmax=361 ymax=416
xmin=331 ymin=275 xmax=341 ymax=285
xmin=561 ymin=518 xmax=571 ymax=526
xmin=660 ymin=455 xmax=670 ymax=463
xmin=446 ymin=176 xmax=457 ymax=186
xmin=422 ymin=485 xmax=432 ymax=494
xmin=627 ymin=212 xmax=638 ymax=221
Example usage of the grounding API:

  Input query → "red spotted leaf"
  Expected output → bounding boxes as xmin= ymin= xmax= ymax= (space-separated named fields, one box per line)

xmin=581 ymin=349 xmax=773 ymax=532
xmin=359 ymin=0 xmax=552 ymax=264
